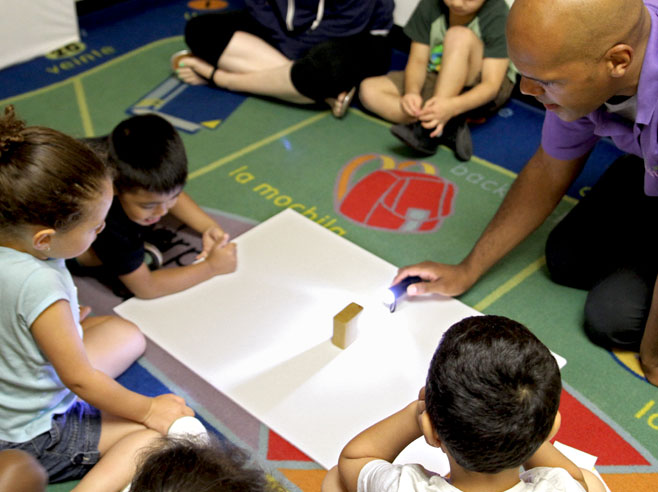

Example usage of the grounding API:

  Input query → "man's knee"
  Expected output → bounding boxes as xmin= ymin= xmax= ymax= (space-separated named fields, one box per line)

xmin=584 ymin=269 xmax=650 ymax=350
xmin=545 ymin=225 xmax=575 ymax=287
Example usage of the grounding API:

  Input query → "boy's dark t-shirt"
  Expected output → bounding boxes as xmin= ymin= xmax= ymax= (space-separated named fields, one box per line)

xmin=80 ymin=136 xmax=147 ymax=276
xmin=404 ymin=0 xmax=510 ymax=74
xmin=92 ymin=196 xmax=147 ymax=275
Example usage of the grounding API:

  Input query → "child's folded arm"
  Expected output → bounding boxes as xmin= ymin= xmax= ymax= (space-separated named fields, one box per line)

xmin=338 ymin=400 xmax=423 ymax=492
xmin=119 ymin=243 xmax=237 ymax=299
xmin=169 ymin=192 xmax=227 ymax=241
xmin=31 ymin=300 xmax=192 ymax=434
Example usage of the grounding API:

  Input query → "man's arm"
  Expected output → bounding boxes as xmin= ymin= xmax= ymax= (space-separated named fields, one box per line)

xmin=640 ymin=275 xmax=658 ymax=385
xmin=394 ymin=147 xmax=590 ymax=296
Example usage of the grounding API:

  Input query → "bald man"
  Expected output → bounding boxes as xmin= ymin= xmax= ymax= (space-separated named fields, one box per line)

xmin=393 ymin=0 xmax=658 ymax=386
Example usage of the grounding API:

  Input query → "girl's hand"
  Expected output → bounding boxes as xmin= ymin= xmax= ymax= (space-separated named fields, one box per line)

xmin=142 ymin=393 xmax=194 ymax=435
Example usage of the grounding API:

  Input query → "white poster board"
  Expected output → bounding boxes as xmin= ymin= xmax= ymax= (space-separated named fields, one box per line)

xmin=115 ymin=209 xmax=559 ymax=472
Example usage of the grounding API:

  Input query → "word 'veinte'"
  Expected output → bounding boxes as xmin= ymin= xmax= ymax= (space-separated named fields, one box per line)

xmin=46 ymin=47 xmax=116 ymax=74
xmin=229 ymin=165 xmax=346 ymax=236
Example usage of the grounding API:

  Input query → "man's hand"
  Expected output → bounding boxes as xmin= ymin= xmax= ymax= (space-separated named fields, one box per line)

xmin=392 ymin=261 xmax=478 ymax=298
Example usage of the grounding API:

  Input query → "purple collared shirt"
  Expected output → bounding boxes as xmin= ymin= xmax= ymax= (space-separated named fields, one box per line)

xmin=541 ymin=0 xmax=658 ymax=195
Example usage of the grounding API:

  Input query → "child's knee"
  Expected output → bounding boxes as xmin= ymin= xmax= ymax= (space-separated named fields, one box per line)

xmin=115 ymin=318 xmax=146 ymax=355
xmin=0 ymin=450 xmax=47 ymax=491
xmin=444 ymin=25 xmax=479 ymax=47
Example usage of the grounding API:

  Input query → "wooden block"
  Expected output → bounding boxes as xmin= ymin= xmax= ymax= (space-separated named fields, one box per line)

xmin=332 ymin=302 xmax=364 ymax=349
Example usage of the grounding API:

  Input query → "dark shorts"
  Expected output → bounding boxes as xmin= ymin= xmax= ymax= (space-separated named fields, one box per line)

xmin=0 ymin=401 xmax=102 ymax=483
xmin=385 ymin=70 xmax=515 ymax=118
xmin=184 ymin=9 xmax=392 ymax=101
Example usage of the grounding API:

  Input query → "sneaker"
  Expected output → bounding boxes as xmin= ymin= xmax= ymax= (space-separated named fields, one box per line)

xmin=439 ymin=116 xmax=472 ymax=161
xmin=390 ymin=122 xmax=440 ymax=156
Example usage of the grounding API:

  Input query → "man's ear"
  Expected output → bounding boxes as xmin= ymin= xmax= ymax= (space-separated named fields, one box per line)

xmin=605 ymin=44 xmax=633 ymax=78
xmin=421 ymin=412 xmax=442 ymax=448
xmin=33 ymin=228 xmax=55 ymax=252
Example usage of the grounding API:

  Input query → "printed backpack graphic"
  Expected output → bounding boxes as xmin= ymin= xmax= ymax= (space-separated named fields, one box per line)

xmin=335 ymin=154 xmax=457 ymax=233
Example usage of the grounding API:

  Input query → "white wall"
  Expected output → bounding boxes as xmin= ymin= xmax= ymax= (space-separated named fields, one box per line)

xmin=394 ymin=0 xmax=516 ymax=26
xmin=394 ymin=0 xmax=421 ymax=26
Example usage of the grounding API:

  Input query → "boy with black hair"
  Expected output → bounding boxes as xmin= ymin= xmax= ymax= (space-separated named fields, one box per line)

xmin=323 ymin=315 xmax=606 ymax=492
xmin=70 ymin=113 xmax=237 ymax=299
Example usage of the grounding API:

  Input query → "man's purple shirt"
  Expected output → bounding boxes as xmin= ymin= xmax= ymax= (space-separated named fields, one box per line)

xmin=541 ymin=0 xmax=658 ymax=195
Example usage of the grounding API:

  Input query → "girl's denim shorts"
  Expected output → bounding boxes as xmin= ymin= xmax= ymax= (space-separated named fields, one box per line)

xmin=0 ymin=400 xmax=101 ymax=483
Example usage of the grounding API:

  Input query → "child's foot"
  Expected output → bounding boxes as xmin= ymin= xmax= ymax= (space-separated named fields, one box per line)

xmin=171 ymin=50 xmax=218 ymax=87
xmin=326 ymin=86 xmax=356 ymax=118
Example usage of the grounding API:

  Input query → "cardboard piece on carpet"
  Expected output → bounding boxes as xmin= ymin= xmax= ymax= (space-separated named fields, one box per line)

xmin=114 ymin=209 xmax=566 ymax=473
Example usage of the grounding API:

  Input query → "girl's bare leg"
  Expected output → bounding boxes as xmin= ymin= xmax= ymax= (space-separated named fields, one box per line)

xmin=82 ymin=316 xmax=145 ymax=379
xmin=175 ymin=31 xmax=313 ymax=103
xmin=73 ymin=413 xmax=160 ymax=492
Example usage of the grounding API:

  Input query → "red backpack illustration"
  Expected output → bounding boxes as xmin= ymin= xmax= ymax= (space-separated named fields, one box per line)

xmin=335 ymin=154 xmax=457 ymax=233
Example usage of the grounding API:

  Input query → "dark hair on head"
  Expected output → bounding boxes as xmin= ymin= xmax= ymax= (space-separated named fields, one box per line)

xmin=425 ymin=315 xmax=561 ymax=473
xmin=109 ymin=114 xmax=187 ymax=194
xmin=0 ymin=105 xmax=110 ymax=233
xmin=130 ymin=436 xmax=282 ymax=492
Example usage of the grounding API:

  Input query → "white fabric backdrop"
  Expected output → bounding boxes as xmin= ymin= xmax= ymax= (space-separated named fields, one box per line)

xmin=0 ymin=0 xmax=79 ymax=70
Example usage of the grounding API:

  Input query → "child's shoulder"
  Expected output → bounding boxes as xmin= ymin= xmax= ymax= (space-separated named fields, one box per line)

xmin=360 ymin=460 xmax=452 ymax=491
xmin=520 ymin=467 xmax=586 ymax=491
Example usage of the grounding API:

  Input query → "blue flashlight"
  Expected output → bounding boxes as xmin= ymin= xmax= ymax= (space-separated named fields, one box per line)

xmin=384 ymin=275 xmax=423 ymax=313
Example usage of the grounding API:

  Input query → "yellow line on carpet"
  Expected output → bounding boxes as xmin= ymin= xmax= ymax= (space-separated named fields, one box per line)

xmin=73 ymin=79 xmax=94 ymax=137
xmin=473 ymin=256 xmax=546 ymax=311
xmin=0 ymin=36 xmax=183 ymax=107
xmin=188 ymin=112 xmax=330 ymax=180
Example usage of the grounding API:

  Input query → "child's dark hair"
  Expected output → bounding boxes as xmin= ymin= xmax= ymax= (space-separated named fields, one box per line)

xmin=0 ymin=105 xmax=110 ymax=233
xmin=130 ymin=436 xmax=282 ymax=492
xmin=425 ymin=315 xmax=561 ymax=473
xmin=108 ymin=114 xmax=187 ymax=194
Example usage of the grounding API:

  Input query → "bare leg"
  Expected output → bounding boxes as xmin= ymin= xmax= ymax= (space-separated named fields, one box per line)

xmin=433 ymin=26 xmax=483 ymax=98
xmin=359 ymin=75 xmax=414 ymax=123
xmin=72 ymin=413 xmax=160 ymax=492
xmin=175 ymin=31 xmax=313 ymax=104
xmin=0 ymin=450 xmax=47 ymax=492
xmin=82 ymin=316 xmax=146 ymax=379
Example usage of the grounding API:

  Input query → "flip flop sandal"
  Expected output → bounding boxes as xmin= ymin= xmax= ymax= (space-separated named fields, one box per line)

xmin=170 ymin=49 xmax=219 ymax=88
xmin=331 ymin=86 xmax=356 ymax=118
